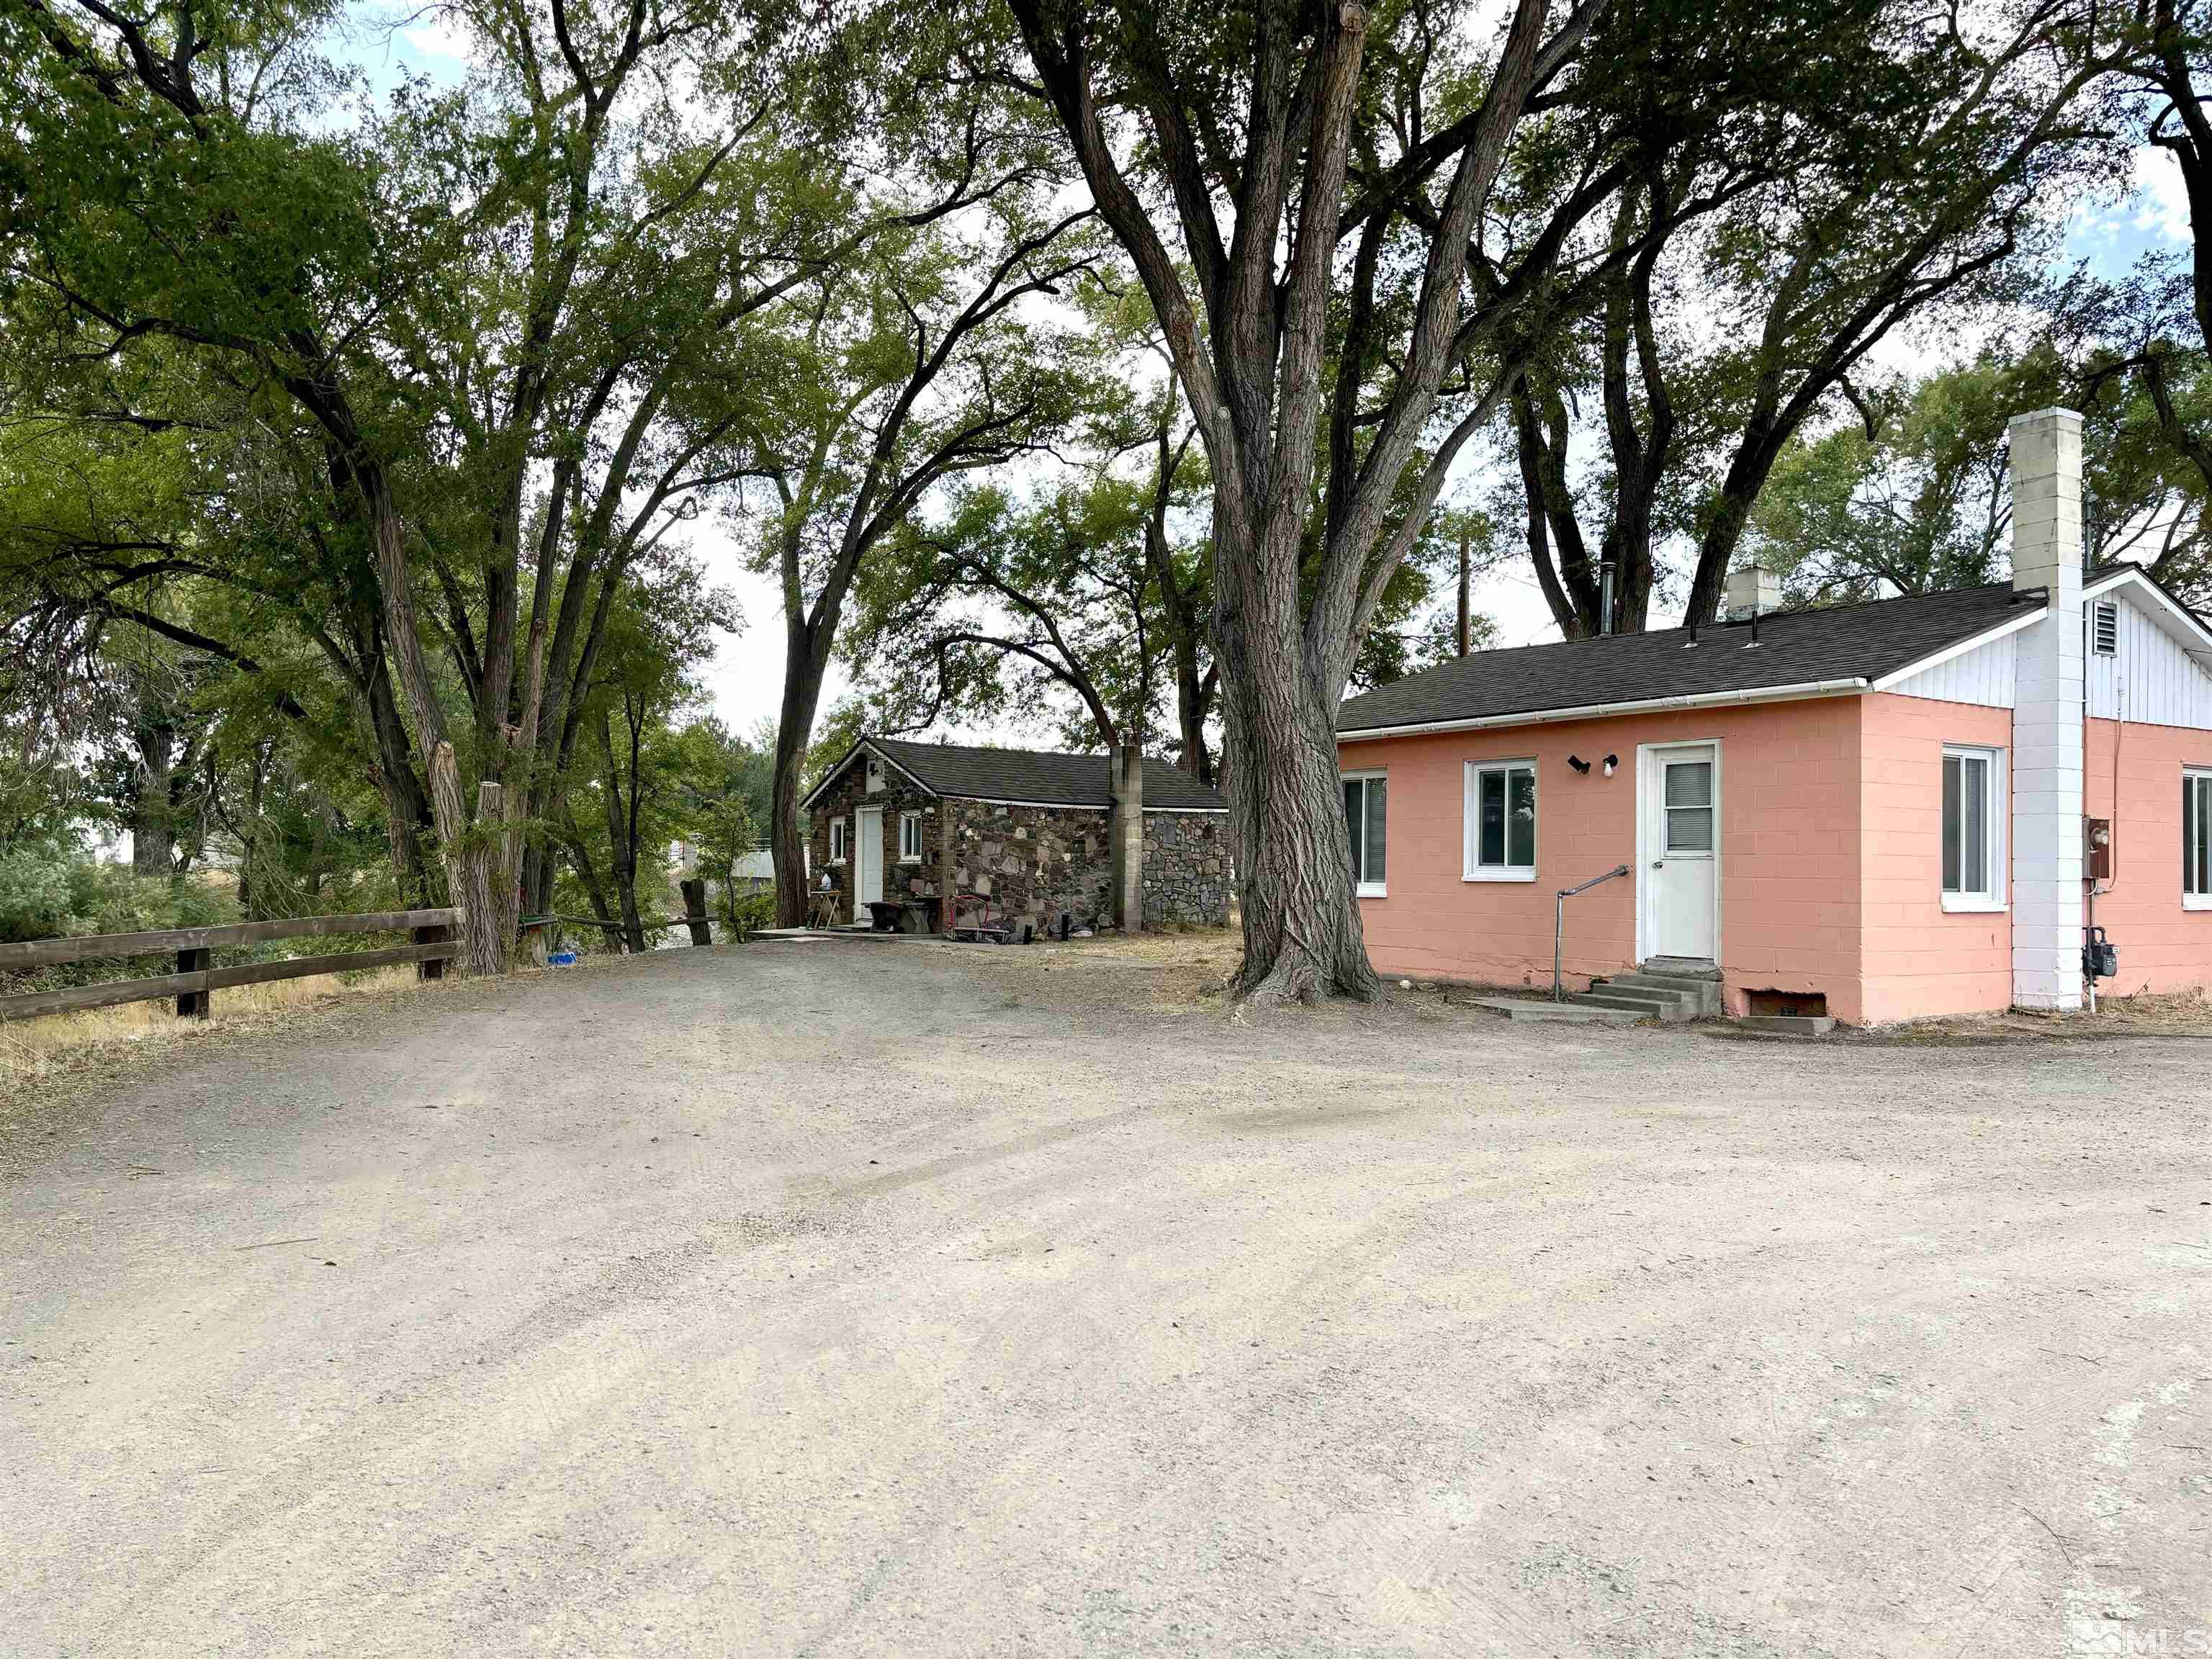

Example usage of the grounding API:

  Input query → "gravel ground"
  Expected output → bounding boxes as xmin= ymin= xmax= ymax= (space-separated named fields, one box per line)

xmin=3 ymin=934 xmax=2207 ymax=1657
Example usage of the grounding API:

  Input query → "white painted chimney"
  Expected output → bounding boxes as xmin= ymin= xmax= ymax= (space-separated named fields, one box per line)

xmin=1723 ymin=567 xmax=1781 ymax=621
xmin=2008 ymin=407 xmax=2085 ymax=1010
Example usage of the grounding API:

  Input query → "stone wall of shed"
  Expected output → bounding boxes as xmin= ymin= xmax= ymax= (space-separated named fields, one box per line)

xmin=1141 ymin=812 xmax=1231 ymax=928
xmin=948 ymin=801 xmax=1115 ymax=934
xmin=806 ymin=763 xmax=951 ymax=925
xmin=809 ymin=750 xmax=1229 ymax=932
xmin=947 ymin=800 xmax=1231 ymax=933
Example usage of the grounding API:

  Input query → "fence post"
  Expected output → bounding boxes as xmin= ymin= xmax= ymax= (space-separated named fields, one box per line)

xmin=680 ymin=878 xmax=712 ymax=946
xmin=412 ymin=920 xmax=452 ymax=981
xmin=176 ymin=946 xmax=211 ymax=1018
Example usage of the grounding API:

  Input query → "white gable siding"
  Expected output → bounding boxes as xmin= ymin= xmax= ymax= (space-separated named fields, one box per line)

xmin=2086 ymin=588 xmax=2212 ymax=729
xmin=1887 ymin=629 xmax=2017 ymax=708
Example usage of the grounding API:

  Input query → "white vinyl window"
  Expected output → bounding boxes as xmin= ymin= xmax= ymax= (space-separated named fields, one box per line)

xmin=899 ymin=809 xmax=923 ymax=863
xmin=1941 ymin=745 xmax=2005 ymax=912
xmin=829 ymin=817 xmax=847 ymax=864
xmin=2186 ymin=770 xmax=2212 ymax=909
xmin=1342 ymin=771 xmax=1386 ymax=896
xmin=1464 ymin=760 xmax=1537 ymax=881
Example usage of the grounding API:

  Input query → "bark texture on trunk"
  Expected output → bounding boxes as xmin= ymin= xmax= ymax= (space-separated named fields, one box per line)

xmin=770 ymin=655 xmax=824 ymax=929
xmin=1211 ymin=521 xmax=1376 ymax=1002
xmin=1007 ymin=0 xmax=1585 ymax=1000
xmin=598 ymin=712 xmax=649 ymax=953
xmin=366 ymin=469 xmax=514 ymax=978
xmin=129 ymin=716 xmax=179 ymax=878
xmin=1456 ymin=527 xmax=1472 ymax=657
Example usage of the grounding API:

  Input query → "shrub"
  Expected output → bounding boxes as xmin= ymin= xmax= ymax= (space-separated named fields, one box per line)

xmin=726 ymin=886 xmax=776 ymax=940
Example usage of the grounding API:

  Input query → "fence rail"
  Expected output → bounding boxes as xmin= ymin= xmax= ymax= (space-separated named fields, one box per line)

xmin=0 ymin=908 xmax=461 ymax=1025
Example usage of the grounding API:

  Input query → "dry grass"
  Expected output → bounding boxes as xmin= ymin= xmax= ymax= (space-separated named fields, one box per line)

xmin=0 ymin=964 xmax=434 ymax=1094
xmin=1846 ymin=982 xmax=2212 ymax=1045
xmin=930 ymin=925 xmax=1244 ymax=1013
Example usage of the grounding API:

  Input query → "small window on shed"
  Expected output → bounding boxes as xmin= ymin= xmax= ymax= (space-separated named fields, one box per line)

xmin=2092 ymin=601 xmax=2118 ymax=657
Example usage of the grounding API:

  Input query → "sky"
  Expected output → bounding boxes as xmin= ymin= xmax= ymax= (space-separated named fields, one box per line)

xmin=336 ymin=6 xmax=2195 ymax=747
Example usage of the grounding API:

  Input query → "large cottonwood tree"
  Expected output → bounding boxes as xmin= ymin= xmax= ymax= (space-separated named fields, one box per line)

xmin=755 ymin=207 xmax=1095 ymax=928
xmin=1002 ymin=0 xmax=1611 ymax=999
xmin=1504 ymin=0 xmax=2114 ymax=634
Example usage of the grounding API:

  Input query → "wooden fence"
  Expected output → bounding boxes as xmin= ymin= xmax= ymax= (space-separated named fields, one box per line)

xmin=0 ymin=908 xmax=459 ymax=1025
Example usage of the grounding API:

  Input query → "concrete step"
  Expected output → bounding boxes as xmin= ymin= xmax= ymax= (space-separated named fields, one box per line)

xmin=1604 ymin=971 xmax=1725 ymax=1009
xmin=1734 ymin=1014 xmax=1835 ymax=1036
xmin=1641 ymin=956 xmax=1722 ymax=981
xmin=1571 ymin=989 xmax=1695 ymax=1021
xmin=1465 ymin=997 xmax=1643 ymax=1025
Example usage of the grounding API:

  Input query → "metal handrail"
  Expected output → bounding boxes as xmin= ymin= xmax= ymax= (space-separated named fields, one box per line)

xmin=1554 ymin=864 xmax=1632 ymax=1002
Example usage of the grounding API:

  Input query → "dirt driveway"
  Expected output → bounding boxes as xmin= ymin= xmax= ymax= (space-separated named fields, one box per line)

xmin=3 ymin=935 xmax=2206 ymax=1657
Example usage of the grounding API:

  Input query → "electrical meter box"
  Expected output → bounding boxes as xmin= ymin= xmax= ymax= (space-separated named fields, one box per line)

xmin=2085 ymin=817 xmax=2113 ymax=883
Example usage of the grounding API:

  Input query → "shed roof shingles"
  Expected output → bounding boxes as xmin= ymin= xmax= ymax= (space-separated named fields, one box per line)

xmin=866 ymin=737 xmax=1227 ymax=811
xmin=1336 ymin=583 xmax=2041 ymax=735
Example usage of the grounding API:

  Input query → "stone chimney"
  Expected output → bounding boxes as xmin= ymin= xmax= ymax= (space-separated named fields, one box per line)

xmin=1723 ymin=567 xmax=1781 ymax=622
xmin=1110 ymin=727 xmax=1145 ymax=933
xmin=2008 ymin=407 xmax=2085 ymax=1010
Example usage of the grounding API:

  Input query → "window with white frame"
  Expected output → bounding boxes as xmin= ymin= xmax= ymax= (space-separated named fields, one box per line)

xmin=1464 ymin=760 xmax=1537 ymax=880
xmin=829 ymin=817 xmax=847 ymax=863
xmin=1341 ymin=771 xmax=1386 ymax=895
xmin=1941 ymin=745 xmax=2005 ymax=910
xmin=899 ymin=809 xmax=923 ymax=863
xmin=2186 ymin=770 xmax=2212 ymax=909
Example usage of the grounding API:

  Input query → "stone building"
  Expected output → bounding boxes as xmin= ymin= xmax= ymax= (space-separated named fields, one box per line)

xmin=801 ymin=737 xmax=1231 ymax=935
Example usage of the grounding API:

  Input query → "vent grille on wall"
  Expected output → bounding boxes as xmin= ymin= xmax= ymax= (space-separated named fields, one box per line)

xmin=2092 ymin=601 xmax=2119 ymax=657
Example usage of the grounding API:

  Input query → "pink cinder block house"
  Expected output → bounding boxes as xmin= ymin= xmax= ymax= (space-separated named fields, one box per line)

xmin=1335 ymin=409 xmax=2212 ymax=1025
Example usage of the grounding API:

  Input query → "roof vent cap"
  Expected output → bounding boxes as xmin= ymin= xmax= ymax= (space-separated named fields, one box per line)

xmin=1725 ymin=567 xmax=1781 ymax=622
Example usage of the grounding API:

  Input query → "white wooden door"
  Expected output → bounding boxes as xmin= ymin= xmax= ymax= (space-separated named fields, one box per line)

xmin=855 ymin=806 xmax=884 ymax=911
xmin=1644 ymin=744 xmax=1718 ymax=962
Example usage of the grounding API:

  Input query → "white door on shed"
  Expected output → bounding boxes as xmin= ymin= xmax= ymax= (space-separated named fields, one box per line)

xmin=855 ymin=805 xmax=884 ymax=910
xmin=1642 ymin=742 xmax=1719 ymax=963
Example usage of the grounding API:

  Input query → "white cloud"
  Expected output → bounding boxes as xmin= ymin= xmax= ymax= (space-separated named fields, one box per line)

xmin=2131 ymin=144 xmax=2192 ymax=241
xmin=400 ymin=12 xmax=470 ymax=59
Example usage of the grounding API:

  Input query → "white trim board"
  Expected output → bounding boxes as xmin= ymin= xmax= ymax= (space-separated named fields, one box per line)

xmin=2085 ymin=566 xmax=2212 ymax=663
xmin=1867 ymin=604 xmax=2046 ymax=692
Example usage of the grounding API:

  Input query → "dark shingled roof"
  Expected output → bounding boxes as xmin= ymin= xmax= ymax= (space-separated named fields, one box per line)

xmin=855 ymin=737 xmax=1227 ymax=811
xmin=1338 ymin=582 xmax=2044 ymax=735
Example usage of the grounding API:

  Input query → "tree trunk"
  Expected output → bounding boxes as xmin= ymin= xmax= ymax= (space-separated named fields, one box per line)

xmin=770 ymin=626 xmax=832 ymax=930
xmin=358 ymin=657 xmax=441 ymax=905
xmin=1513 ymin=379 xmax=1602 ymax=639
xmin=1171 ymin=644 xmax=1215 ymax=786
xmin=357 ymin=459 xmax=513 ymax=974
xmin=1456 ymin=528 xmax=1473 ymax=656
xmin=1686 ymin=418 xmax=1786 ymax=626
xmin=598 ymin=715 xmax=648 ymax=953
xmin=558 ymin=806 xmax=626 ymax=948
xmin=1213 ymin=524 xmax=1377 ymax=1004
xmin=129 ymin=717 xmax=177 ymax=878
